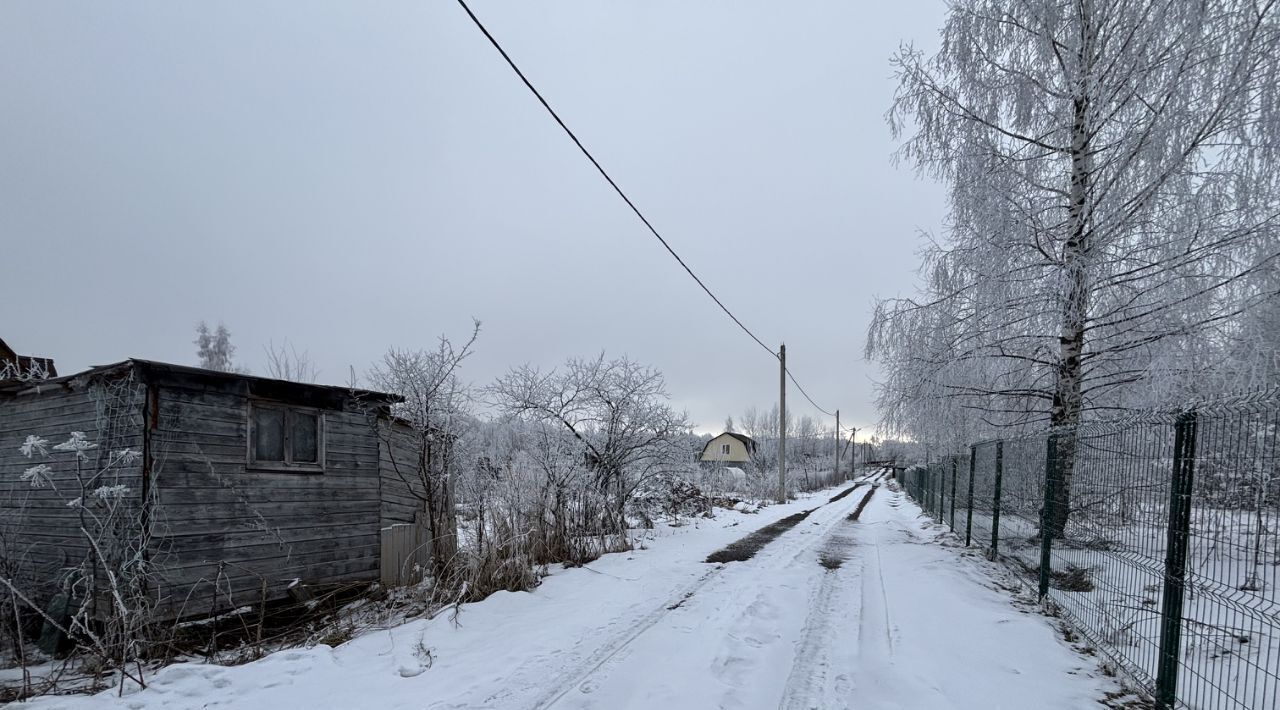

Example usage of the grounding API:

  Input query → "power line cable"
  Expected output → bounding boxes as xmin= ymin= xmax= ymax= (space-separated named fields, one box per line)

xmin=456 ymin=0 xmax=846 ymax=421
xmin=455 ymin=0 xmax=774 ymax=358
xmin=785 ymin=367 xmax=836 ymax=417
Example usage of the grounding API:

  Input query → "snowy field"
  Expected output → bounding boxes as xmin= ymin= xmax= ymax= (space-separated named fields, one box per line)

xmin=21 ymin=472 xmax=1119 ymax=709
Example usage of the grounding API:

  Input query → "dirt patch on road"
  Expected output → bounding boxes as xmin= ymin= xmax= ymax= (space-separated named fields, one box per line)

xmin=706 ymin=484 xmax=876 ymax=566
xmin=817 ymin=548 xmax=848 ymax=570
xmin=827 ymin=482 xmax=864 ymax=504
xmin=846 ymin=485 xmax=878 ymax=522
xmin=666 ymin=590 xmax=696 ymax=610
xmin=704 ymin=508 xmax=817 ymax=563
xmin=814 ymin=488 xmax=880 ymax=571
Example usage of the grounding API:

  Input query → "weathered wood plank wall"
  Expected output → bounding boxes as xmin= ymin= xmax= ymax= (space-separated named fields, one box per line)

xmin=379 ymin=521 xmax=430 ymax=587
xmin=0 ymin=376 xmax=145 ymax=607
xmin=377 ymin=419 xmax=428 ymax=529
xmin=148 ymin=383 xmax=383 ymax=617
xmin=2 ymin=363 xmax=435 ymax=625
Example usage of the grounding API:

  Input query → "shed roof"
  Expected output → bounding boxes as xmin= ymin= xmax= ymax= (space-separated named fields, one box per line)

xmin=0 ymin=336 xmax=58 ymax=379
xmin=0 ymin=358 xmax=401 ymax=406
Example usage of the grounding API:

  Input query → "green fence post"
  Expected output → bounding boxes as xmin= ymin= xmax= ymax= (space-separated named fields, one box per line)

xmin=926 ymin=463 xmax=932 ymax=515
xmin=929 ymin=462 xmax=936 ymax=519
xmin=989 ymin=440 xmax=1004 ymax=561
xmin=926 ymin=464 xmax=932 ymax=513
xmin=936 ymin=463 xmax=947 ymax=519
xmin=949 ymin=456 xmax=958 ymax=530
xmin=1155 ymin=411 xmax=1198 ymax=710
xmin=921 ymin=465 xmax=931 ymax=511
xmin=965 ymin=444 xmax=977 ymax=547
xmin=939 ymin=461 xmax=946 ymax=523
xmin=939 ymin=462 xmax=945 ymax=521
xmin=1038 ymin=433 xmax=1059 ymax=600
xmin=935 ymin=461 xmax=944 ymax=522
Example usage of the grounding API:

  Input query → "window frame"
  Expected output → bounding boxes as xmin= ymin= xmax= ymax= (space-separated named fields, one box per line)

xmin=720 ymin=443 xmax=732 ymax=456
xmin=247 ymin=401 xmax=326 ymax=473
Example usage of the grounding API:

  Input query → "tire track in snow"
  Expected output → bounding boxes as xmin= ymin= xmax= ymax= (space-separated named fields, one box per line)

xmin=857 ymin=496 xmax=897 ymax=660
xmin=776 ymin=546 xmax=851 ymax=710
xmin=777 ymin=485 xmax=878 ymax=710
xmin=520 ymin=565 xmax=724 ymax=709
xmin=527 ymin=473 xmax=885 ymax=710
xmin=852 ymin=485 xmax=903 ymax=702
xmin=870 ymin=543 xmax=896 ymax=655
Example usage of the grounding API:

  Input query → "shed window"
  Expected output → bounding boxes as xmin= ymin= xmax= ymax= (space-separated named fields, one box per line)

xmin=721 ymin=443 xmax=731 ymax=455
xmin=250 ymin=403 xmax=323 ymax=470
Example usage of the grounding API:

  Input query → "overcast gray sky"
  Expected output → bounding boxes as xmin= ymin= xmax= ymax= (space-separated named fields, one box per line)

xmin=0 ymin=1 xmax=946 ymax=436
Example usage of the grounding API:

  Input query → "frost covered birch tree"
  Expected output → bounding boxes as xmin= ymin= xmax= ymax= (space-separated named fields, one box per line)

xmin=870 ymin=0 xmax=1280 ymax=534
xmin=194 ymin=321 xmax=245 ymax=374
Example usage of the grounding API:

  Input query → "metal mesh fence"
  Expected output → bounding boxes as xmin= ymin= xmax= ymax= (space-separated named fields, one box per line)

xmin=899 ymin=393 xmax=1280 ymax=710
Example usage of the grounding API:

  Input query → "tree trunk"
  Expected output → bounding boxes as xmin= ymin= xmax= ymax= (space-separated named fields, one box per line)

xmin=422 ymin=433 xmax=457 ymax=580
xmin=1048 ymin=13 xmax=1095 ymax=539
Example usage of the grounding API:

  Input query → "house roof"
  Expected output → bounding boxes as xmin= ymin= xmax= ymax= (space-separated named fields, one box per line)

xmin=720 ymin=432 xmax=756 ymax=449
xmin=702 ymin=431 xmax=757 ymax=456
xmin=0 ymin=358 xmax=401 ymax=407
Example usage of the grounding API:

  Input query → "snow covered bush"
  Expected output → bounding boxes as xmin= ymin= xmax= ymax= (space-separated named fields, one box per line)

xmin=490 ymin=354 xmax=692 ymax=525
xmin=627 ymin=469 xmax=711 ymax=527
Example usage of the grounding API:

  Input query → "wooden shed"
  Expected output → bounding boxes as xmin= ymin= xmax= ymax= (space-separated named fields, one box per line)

xmin=0 ymin=359 xmax=440 ymax=622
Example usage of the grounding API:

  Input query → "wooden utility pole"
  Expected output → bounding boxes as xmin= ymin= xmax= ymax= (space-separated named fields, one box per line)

xmin=840 ymin=427 xmax=858 ymax=475
xmin=835 ymin=409 xmax=841 ymax=478
xmin=850 ymin=427 xmax=858 ymax=471
xmin=778 ymin=344 xmax=787 ymax=503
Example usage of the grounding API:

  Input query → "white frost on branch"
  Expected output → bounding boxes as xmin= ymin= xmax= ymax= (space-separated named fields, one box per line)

xmin=93 ymin=484 xmax=132 ymax=500
xmin=19 ymin=434 xmax=50 ymax=458
xmin=20 ymin=464 xmax=52 ymax=488
xmin=53 ymin=431 xmax=98 ymax=459
xmin=871 ymin=0 xmax=1280 ymax=442
xmin=195 ymin=320 xmax=247 ymax=373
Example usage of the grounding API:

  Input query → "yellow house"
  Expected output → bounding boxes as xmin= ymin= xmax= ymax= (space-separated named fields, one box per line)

xmin=700 ymin=432 xmax=757 ymax=464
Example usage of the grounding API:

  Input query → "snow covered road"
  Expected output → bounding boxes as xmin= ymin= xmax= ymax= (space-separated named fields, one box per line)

xmin=533 ymin=481 xmax=1108 ymax=710
xmin=29 ymin=474 xmax=1114 ymax=709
